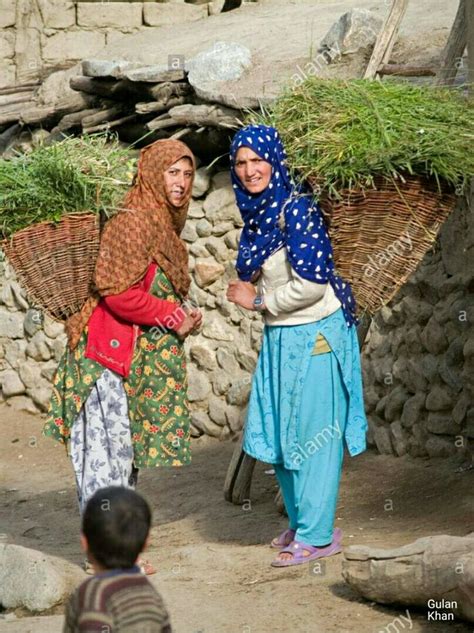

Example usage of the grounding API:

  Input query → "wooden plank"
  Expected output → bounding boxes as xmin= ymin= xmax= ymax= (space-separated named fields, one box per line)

xmin=436 ymin=0 xmax=467 ymax=87
xmin=135 ymin=96 xmax=187 ymax=115
xmin=81 ymin=105 xmax=124 ymax=128
xmin=364 ymin=0 xmax=409 ymax=79
xmin=83 ymin=113 xmax=137 ymax=134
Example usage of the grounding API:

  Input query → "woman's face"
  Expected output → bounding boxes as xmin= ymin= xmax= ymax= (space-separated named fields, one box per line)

xmin=234 ymin=147 xmax=272 ymax=194
xmin=163 ymin=157 xmax=194 ymax=206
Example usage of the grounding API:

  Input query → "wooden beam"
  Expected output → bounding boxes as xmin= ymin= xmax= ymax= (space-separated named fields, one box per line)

xmin=364 ymin=0 xmax=409 ymax=79
xmin=436 ymin=0 xmax=467 ymax=87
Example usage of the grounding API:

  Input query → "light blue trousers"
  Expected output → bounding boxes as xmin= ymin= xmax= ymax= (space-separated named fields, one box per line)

xmin=274 ymin=350 xmax=347 ymax=546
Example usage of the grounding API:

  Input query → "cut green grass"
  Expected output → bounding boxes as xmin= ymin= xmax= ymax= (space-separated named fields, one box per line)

xmin=0 ymin=133 xmax=136 ymax=238
xmin=251 ymin=78 xmax=473 ymax=196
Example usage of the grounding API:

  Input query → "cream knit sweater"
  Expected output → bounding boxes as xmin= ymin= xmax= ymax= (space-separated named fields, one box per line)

xmin=257 ymin=247 xmax=341 ymax=326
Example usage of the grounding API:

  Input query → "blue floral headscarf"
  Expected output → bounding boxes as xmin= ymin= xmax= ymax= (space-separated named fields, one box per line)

xmin=230 ymin=124 xmax=358 ymax=327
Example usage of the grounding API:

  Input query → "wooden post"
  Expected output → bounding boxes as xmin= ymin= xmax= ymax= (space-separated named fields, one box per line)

xmin=467 ymin=0 xmax=474 ymax=93
xmin=436 ymin=0 xmax=467 ymax=87
xmin=364 ymin=0 xmax=409 ymax=79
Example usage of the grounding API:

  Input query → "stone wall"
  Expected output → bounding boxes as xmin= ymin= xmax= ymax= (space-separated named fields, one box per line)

xmin=0 ymin=168 xmax=261 ymax=440
xmin=0 ymin=0 xmax=256 ymax=88
xmin=1 ymin=169 xmax=472 ymax=455
xmin=362 ymin=187 xmax=474 ymax=460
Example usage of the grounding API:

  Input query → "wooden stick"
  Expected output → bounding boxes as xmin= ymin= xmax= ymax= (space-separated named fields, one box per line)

xmin=81 ymin=106 xmax=124 ymax=128
xmin=436 ymin=0 xmax=467 ymax=86
xmin=135 ymin=96 xmax=187 ymax=115
xmin=54 ymin=108 xmax=104 ymax=132
xmin=83 ymin=113 xmax=137 ymax=134
xmin=378 ymin=64 xmax=436 ymax=76
xmin=364 ymin=0 xmax=409 ymax=79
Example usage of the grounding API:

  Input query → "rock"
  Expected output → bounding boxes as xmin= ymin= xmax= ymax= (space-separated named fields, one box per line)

xmin=187 ymin=366 xmax=211 ymax=402
xmin=0 ymin=543 xmax=85 ymax=612
xmin=425 ymin=387 xmax=453 ymax=411
xmin=224 ymin=229 xmax=241 ymax=250
xmin=342 ymin=534 xmax=474 ymax=622
xmin=466 ymin=408 xmax=474 ymax=439
xmin=194 ymin=258 xmax=225 ymax=288
xmin=19 ymin=361 xmax=42 ymax=389
xmin=319 ymin=9 xmax=382 ymax=59
xmin=187 ymin=41 xmax=253 ymax=106
xmin=77 ymin=2 xmax=143 ymax=29
xmin=205 ymin=236 xmax=230 ymax=263
xmin=4 ymin=339 xmax=27 ymax=370
xmin=52 ymin=336 xmax=67 ymax=362
xmin=452 ymin=393 xmax=470 ymax=425
xmin=202 ymin=316 xmax=234 ymax=342
xmin=203 ymin=187 xmax=239 ymax=223
xmin=189 ymin=239 xmax=210 ymax=258
xmin=181 ymin=222 xmax=198 ymax=243
xmin=235 ymin=348 xmax=257 ymax=373
xmin=188 ymin=200 xmax=205 ymax=220
xmin=404 ymin=357 xmax=427 ymax=393
xmin=28 ymin=383 xmax=52 ymax=412
xmin=6 ymin=396 xmax=39 ymax=414
xmin=190 ymin=410 xmax=222 ymax=438
xmin=216 ymin=348 xmax=240 ymax=375
xmin=143 ymin=2 xmax=207 ymax=27
xmin=420 ymin=354 xmax=439 ymax=382
xmin=43 ymin=314 xmax=64 ymax=339
xmin=192 ymin=167 xmax=212 ymax=198
xmin=389 ymin=421 xmax=407 ymax=456
xmin=421 ymin=317 xmax=448 ymax=355
xmin=189 ymin=344 xmax=216 ymax=371
xmin=0 ymin=309 xmax=24 ymax=338
xmin=1 ymin=281 xmax=28 ymax=310
xmin=208 ymin=395 xmax=227 ymax=426
xmin=24 ymin=309 xmax=43 ymax=337
xmin=0 ymin=370 xmax=26 ymax=397
xmin=400 ymin=393 xmax=426 ymax=429
xmin=195 ymin=218 xmax=213 ymax=238
xmin=384 ymin=386 xmax=409 ymax=422
xmin=250 ymin=320 xmax=264 ymax=349
xmin=26 ymin=331 xmax=52 ymax=361
xmin=211 ymin=371 xmax=231 ymax=396
xmin=211 ymin=170 xmax=231 ymax=191
xmin=213 ymin=221 xmax=235 ymax=237
xmin=425 ymin=435 xmax=457 ymax=457
xmin=373 ymin=425 xmax=393 ymax=455
xmin=425 ymin=413 xmax=460 ymax=435
xmin=225 ymin=404 xmax=244 ymax=433
xmin=227 ymin=374 xmax=251 ymax=406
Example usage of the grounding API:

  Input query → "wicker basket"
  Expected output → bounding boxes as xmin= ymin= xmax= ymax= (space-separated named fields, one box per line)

xmin=314 ymin=174 xmax=457 ymax=316
xmin=2 ymin=213 xmax=100 ymax=321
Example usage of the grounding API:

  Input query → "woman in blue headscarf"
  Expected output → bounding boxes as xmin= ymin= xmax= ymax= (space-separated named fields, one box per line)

xmin=226 ymin=124 xmax=368 ymax=567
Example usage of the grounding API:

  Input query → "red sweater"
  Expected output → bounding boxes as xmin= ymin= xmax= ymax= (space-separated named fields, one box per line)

xmin=85 ymin=263 xmax=186 ymax=378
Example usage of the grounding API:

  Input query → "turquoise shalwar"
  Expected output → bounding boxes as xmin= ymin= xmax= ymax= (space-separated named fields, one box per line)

xmin=243 ymin=306 xmax=367 ymax=546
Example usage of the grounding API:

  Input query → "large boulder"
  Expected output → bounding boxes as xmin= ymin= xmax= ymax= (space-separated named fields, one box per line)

xmin=319 ymin=8 xmax=383 ymax=59
xmin=0 ymin=544 xmax=85 ymax=612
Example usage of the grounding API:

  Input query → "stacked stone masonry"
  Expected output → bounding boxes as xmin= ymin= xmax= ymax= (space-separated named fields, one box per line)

xmin=0 ymin=0 xmax=258 ymax=87
xmin=1 ymin=172 xmax=472 ymax=457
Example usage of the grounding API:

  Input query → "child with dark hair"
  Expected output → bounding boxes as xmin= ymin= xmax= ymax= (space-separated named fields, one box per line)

xmin=63 ymin=487 xmax=172 ymax=633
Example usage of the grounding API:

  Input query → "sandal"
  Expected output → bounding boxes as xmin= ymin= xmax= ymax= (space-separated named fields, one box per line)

xmin=271 ymin=528 xmax=296 ymax=549
xmin=137 ymin=557 xmax=157 ymax=575
xmin=271 ymin=529 xmax=342 ymax=568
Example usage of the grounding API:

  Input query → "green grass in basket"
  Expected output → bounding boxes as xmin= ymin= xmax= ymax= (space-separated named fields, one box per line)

xmin=252 ymin=78 xmax=473 ymax=196
xmin=0 ymin=133 xmax=137 ymax=238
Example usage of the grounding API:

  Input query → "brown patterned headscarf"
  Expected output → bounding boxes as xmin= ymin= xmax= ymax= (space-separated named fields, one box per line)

xmin=66 ymin=139 xmax=195 ymax=349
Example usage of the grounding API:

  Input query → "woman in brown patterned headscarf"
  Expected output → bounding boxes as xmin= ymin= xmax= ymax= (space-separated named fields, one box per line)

xmin=44 ymin=139 xmax=201 ymax=574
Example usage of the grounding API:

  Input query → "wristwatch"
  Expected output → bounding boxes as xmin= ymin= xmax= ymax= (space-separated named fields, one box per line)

xmin=253 ymin=294 xmax=266 ymax=312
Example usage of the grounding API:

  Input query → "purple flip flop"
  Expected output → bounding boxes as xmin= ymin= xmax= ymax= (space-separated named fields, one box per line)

xmin=271 ymin=528 xmax=342 ymax=567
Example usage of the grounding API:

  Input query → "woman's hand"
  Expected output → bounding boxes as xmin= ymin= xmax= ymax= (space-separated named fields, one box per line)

xmin=226 ymin=280 xmax=256 ymax=310
xmin=176 ymin=308 xmax=202 ymax=339
xmin=189 ymin=308 xmax=203 ymax=333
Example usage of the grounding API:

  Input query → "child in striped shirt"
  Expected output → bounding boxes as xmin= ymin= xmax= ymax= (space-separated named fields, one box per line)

xmin=63 ymin=487 xmax=171 ymax=633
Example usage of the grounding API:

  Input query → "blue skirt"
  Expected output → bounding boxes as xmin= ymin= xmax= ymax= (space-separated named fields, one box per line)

xmin=243 ymin=307 xmax=367 ymax=470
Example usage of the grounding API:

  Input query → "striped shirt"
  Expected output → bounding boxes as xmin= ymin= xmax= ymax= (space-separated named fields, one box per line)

xmin=63 ymin=566 xmax=172 ymax=633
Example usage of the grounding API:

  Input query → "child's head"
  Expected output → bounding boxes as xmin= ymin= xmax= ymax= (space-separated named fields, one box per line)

xmin=82 ymin=487 xmax=151 ymax=570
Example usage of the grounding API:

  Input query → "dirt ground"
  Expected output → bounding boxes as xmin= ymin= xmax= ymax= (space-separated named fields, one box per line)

xmin=0 ymin=405 xmax=472 ymax=633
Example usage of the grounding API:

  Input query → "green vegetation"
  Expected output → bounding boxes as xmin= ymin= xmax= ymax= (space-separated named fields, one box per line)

xmin=0 ymin=134 xmax=136 ymax=238
xmin=253 ymin=78 xmax=473 ymax=196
